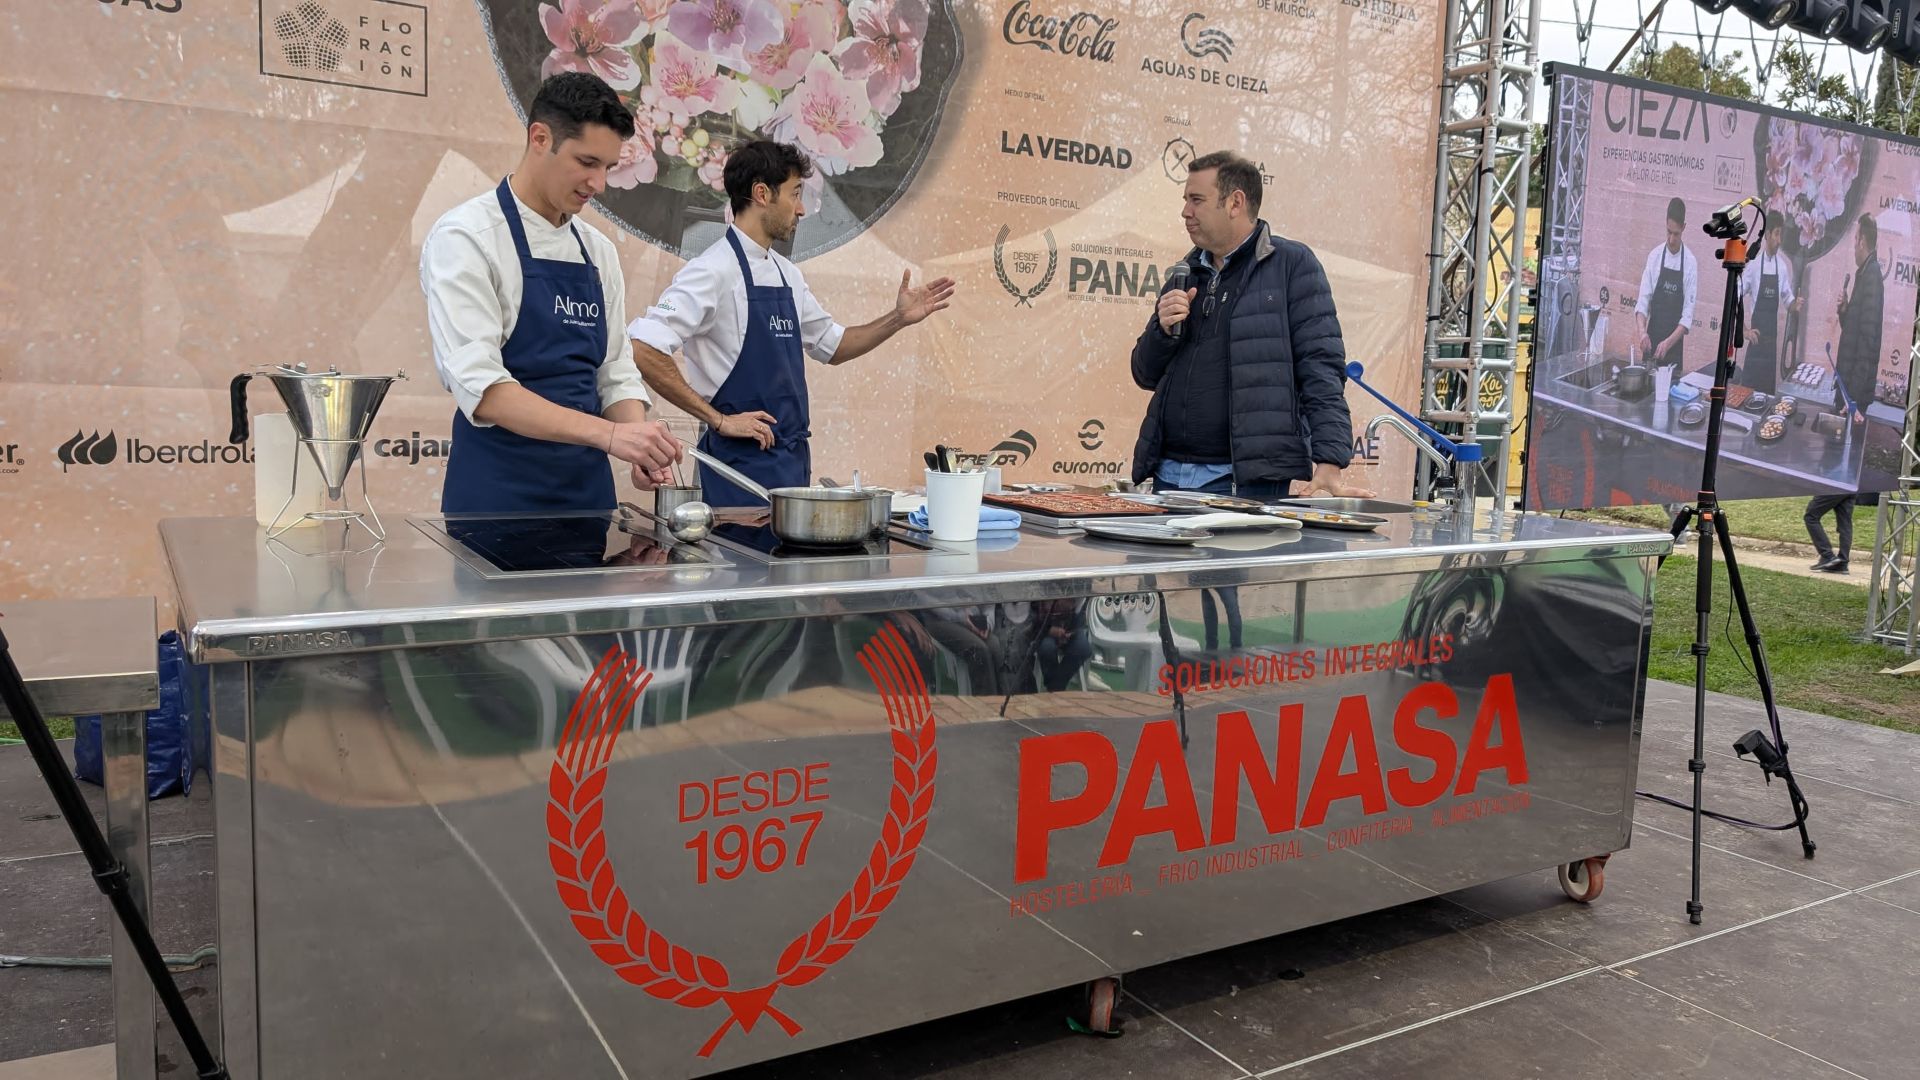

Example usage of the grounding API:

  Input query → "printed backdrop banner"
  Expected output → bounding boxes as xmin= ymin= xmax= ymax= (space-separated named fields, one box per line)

xmin=1526 ymin=65 xmax=1918 ymax=511
xmin=0 ymin=0 xmax=1441 ymax=608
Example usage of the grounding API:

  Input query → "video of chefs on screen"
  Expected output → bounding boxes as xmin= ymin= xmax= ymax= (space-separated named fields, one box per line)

xmin=1525 ymin=65 xmax=1917 ymax=511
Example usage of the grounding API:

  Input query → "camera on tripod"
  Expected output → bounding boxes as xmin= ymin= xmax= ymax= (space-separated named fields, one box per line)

xmin=1702 ymin=196 xmax=1759 ymax=241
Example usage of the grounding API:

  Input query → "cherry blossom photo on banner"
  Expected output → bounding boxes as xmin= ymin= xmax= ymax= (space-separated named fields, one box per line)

xmin=478 ymin=0 xmax=963 ymax=259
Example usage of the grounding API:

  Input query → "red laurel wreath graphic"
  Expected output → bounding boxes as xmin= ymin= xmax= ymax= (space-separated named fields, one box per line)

xmin=546 ymin=622 xmax=939 ymax=1058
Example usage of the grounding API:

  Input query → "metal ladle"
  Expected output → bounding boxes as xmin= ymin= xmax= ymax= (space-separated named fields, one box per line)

xmin=662 ymin=454 xmax=714 ymax=543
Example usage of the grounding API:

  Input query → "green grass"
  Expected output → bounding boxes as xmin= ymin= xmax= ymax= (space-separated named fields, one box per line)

xmin=1649 ymin=555 xmax=1920 ymax=734
xmin=0 ymin=716 xmax=77 ymax=742
xmin=1578 ymin=497 xmax=1883 ymax=550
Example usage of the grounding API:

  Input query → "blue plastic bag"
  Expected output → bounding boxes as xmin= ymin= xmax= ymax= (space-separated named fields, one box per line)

xmin=71 ymin=631 xmax=203 ymax=799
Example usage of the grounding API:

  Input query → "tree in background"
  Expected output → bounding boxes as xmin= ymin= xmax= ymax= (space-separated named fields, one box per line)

xmin=1622 ymin=43 xmax=1759 ymax=101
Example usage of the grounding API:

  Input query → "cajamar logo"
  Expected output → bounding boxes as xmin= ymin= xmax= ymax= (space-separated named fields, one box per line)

xmin=548 ymin=625 xmax=938 ymax=1059
xmin=994 ymin=226 xmax=1058 ymax=307
xmin=272 ymin=0 xmax=349 ymax=70
xmin=57 ymin=431 xmax=118 ymax=471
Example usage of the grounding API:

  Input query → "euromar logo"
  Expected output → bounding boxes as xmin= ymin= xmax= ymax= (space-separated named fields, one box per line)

xmin=57 ymin=431 xmax=118 ymax=471
xmin=1078 ymin=419 xmax=1105 ymax=451
xmin=1180 ymin=13 xmax=1233 ymax=61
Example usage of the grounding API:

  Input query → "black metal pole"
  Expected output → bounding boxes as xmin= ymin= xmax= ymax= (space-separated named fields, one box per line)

xmin=1681 ymin=234 xmax=1750 ymax=925
xmin=0 ymin=626 xmax=229 ymax=1079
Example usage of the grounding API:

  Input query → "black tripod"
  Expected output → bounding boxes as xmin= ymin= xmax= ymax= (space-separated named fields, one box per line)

xmin=1651 ymin=203 xmax=1816 ymax=926
xmin=0 ymin=625 xmax=230 ymax=1078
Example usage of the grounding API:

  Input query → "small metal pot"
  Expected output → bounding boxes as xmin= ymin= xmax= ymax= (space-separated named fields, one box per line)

xmin=1614 ymin=364 xmax=1652 ymax=398
xmin=686 ymin=448 xmax=875 ymax=547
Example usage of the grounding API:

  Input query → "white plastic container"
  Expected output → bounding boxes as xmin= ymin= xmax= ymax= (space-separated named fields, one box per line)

xmin=924 ymin=468 xmax=987 ymax=542
xmin=253 ymin=412 xmax=325 ymax=528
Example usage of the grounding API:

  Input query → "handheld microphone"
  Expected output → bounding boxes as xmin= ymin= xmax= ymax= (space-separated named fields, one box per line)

xmin=1166 ymin=262 xmax=1192 ymax=341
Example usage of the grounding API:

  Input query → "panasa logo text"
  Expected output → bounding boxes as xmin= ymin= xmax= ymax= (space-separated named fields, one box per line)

xmin=1001 ymin=1 xmax=1119 ymax=63
xmin=1012 ymin=674 xmax=1529 ymax=886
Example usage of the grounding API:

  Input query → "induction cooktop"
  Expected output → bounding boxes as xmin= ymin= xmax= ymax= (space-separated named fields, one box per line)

xmin=412 ymin=509 xmax=729 ymax=578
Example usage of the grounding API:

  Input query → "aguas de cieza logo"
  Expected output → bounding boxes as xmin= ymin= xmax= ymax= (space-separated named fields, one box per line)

xmin=1144 ymin=11 xmax=1268 ymax=93
xmin=547 ymin=624 xmax=938 ymax=1058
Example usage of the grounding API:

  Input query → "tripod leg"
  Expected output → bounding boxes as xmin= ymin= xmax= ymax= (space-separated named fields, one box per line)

xmin=1711 ymin=510 xmax=1817 ymax=859
xmin=0 ymin=631 xmax=230 ymax=1078
xmin=1686 ymin=507 xmax=1715 ymax=925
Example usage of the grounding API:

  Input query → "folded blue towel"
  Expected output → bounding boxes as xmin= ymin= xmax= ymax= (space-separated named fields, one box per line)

xmin=907 ymin=506 xmax=1023 ymax=532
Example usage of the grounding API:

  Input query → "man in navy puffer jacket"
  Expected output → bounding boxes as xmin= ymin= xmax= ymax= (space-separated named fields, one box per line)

xmin=1131 ymin=151 xmax=1372 ymax=501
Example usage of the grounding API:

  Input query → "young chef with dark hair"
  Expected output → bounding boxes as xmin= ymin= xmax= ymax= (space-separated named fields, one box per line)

xmin=421 ymin=72 xmax=681 ymax=514
xmin=627 ymin=140 xmax=955 ymax=506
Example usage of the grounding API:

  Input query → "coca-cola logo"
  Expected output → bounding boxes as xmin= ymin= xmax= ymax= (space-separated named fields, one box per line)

xmin=1002 ymin=1 xmax=1119 ymax=63
xmin=57 ymin=430 xmax=118 ymax=471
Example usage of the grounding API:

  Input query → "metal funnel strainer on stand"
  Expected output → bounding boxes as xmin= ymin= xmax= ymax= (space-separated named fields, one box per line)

xmin=230 ymin=364 xmax=406 ymax=544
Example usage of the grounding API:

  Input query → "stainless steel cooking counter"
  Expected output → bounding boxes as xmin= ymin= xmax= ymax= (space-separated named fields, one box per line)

xmin=162 ymin=508 xmax=1670 ymax=664
xmin=154 ymin=507 xmax=1673 ymax=1080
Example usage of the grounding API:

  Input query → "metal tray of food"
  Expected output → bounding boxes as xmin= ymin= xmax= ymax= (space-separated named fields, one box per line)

xmin=1259 ymin=506 xmax=1389 ymax=532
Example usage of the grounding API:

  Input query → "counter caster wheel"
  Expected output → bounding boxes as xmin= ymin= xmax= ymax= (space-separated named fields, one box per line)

xmin=1558 ymin=856 xmax=1608 ymax=903
xmin=1081 ymin=976 xmax=1121 ymax=1036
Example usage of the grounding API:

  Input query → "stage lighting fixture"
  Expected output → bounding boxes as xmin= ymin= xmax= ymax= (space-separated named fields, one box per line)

xmin=1732 ymin=0 xmax=1798 ymax=26
xmin=1692 ymin=0 xmax=1737 ymax=15
xmin=1837 ymin=0 xmax=1892 ymax=51
xmin=1886 ymin=0 xmax=1920 ymax=62
xmin=1787 ymin=0 xmax=1851 ymax=36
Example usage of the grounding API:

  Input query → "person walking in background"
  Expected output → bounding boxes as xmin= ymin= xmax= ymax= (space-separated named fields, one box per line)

xmin=1805 ymin=492 xmax=1857 ymax=574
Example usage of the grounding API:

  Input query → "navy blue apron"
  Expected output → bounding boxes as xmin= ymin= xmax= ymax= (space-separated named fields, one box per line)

xmin=442 ymin=178 xmax=614 ymax=514
xmin=1647 ymin=246 xmax=1686 ymax=369
xmin=1738 ymin=255 xmax=1781 ymax=394
xmin=696 ymin=229 xmax=811 ymax=508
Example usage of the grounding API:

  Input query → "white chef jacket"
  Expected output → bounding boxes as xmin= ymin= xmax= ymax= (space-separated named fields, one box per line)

xmin=1633 ymin=243 xmax=1699 ymax=330
xmin=627 ymin=227 xmax=846 ymax=399
xmin=419 ymin=184 xmax=650 ymax=427
xmin=1738 ymin=248 xmax=1796 ymax=323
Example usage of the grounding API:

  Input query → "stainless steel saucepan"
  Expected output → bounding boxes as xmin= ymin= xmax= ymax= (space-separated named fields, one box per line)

xmin=685 ymin=447 xmax=881 ymax=547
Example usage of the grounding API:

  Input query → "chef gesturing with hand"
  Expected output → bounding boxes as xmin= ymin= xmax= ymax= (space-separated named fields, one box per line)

xmin=628 ymin=140 xmax=954 ymax=507
xmin=420 ymin=72 xmax=681 ymax=514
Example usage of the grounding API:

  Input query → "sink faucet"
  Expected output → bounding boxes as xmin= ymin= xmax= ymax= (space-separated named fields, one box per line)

xmin=1343 ymin=365 xmax=1484 ymax=516
xmin=1367 ymin=413 xmax=1455 ymax=474
xmin=1365 ymin=413 xmax=1483 ymax=512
